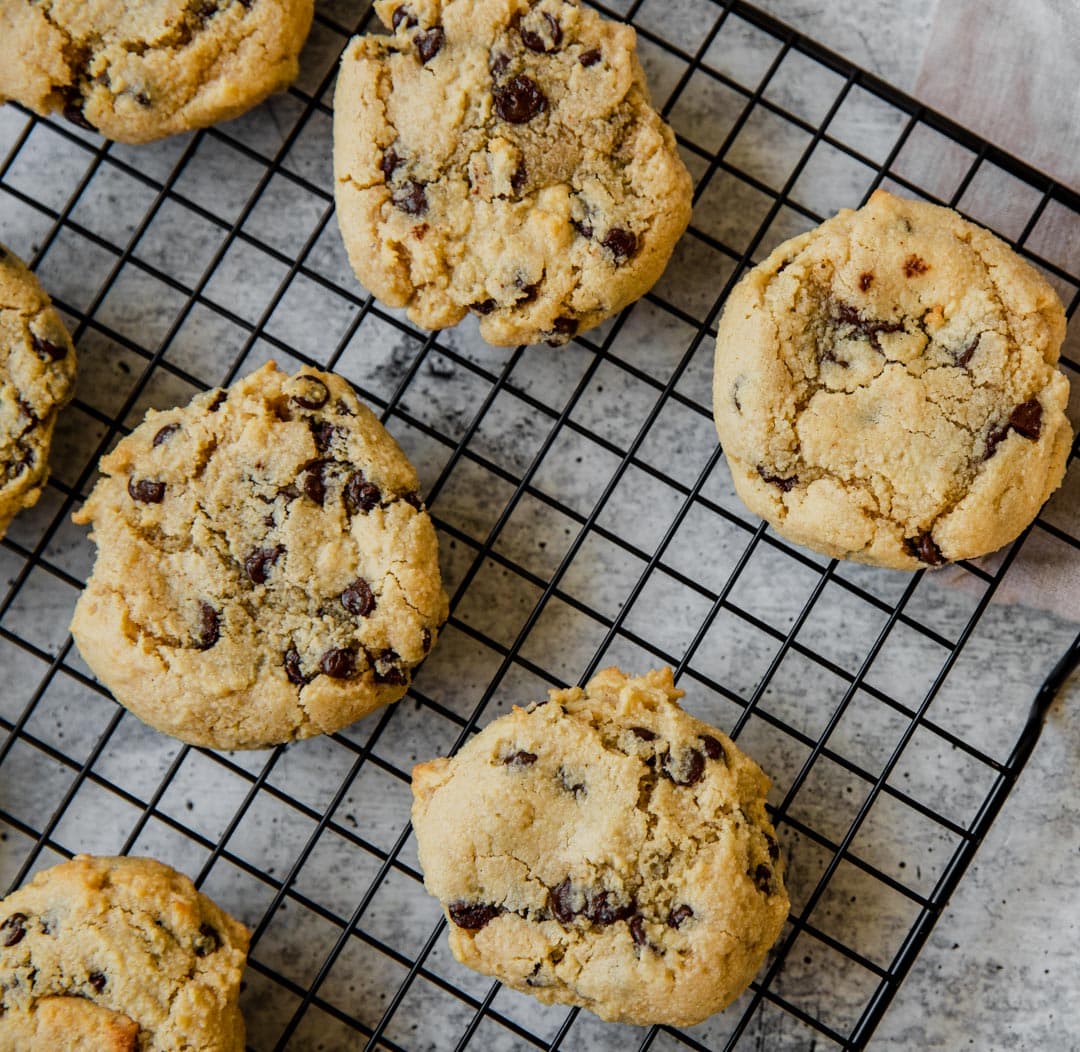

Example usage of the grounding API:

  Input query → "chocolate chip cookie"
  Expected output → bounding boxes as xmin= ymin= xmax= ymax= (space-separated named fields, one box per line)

xmin=0 ymin=855 xmax=249 ymax=1051
xmin=333 ymin=0 xmax=693 ymax=347
xmin=411 ymin=667 xmax=789 ymax=1026
xmin=70 ymin=362 xmax=449 ymax=749
xmin=713 ymin=190 xmax=1073 ymax=569
xmin=0 ymin=0 xmax=314 ymax=144
xmin=0 ymin=243 xmax=76 ymax=540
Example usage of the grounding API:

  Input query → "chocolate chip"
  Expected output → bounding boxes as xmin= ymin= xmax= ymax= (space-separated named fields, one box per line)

xmin=391 ymin=5 xmax=417 ymax=29
xmin=88 ymin=972 xmax=106 ymax=992
xmin=421 ymin=627 xmax=432 ymax=652
xmin=550 ymin=879 xmax=576 ymax=924
xmin=1 ymin=913 xmax=27 ymax=946
xmin=490 ymin=53 xmax=510 ymax=78
xmin=514 ymin=280 xmax=540 ymax=305
xmin=319 ymin=647 xmax=357 ymax=679
xmin=903 ymin=255 xmax=929 ymax=277
xmin=584 ymin=891 xmax=635 ymax=927
xmin=284 ymin=647 xmax=310 ymax=685
xmin=545 ymin=315 xmax=579 ymax=345
xmin=402 ymin=491 xmax=423 ymax=510
xmin=663 ymin=747 xmax=705 ymax=787
xmin=449 ymin=902 xmax=503 ymax=930
xmin=766 ymin=833 xmax=780 ymax=861
xmin=292 ymin=375 xmax=330 ymax=410
xmin=700 ymin=735 xmax=726 ymax=763
xmin=503 ymin=749 xmax=538 ymax=767
xmin=957 ymin=334 xmax=980 ymax=367
xmin=667 ymin=904 xmax=693 ymax=929
xmin=128 ymin=477 xmax=166 ymax=503
xmin=341 ymin=577 xmax=376 ymax=617
xmin=381 ymin=147 xmax=403 ymax=181
xmin=373 ymin=649 xmax=407 ymax=685
xmin=903 ymin=532 xmax=946 ymax=566
xmin=301 ymin=459 xmax=328 ymax=505
xmin=63 ymin=100 xmax=96 ymax=131
xmin=752 ymin=864 xmax=772 ymax=894
xmin=194 ymin=923 xmax=221 ymax=957
xmin=245 ymin=545 xmax=284 ymax=584
xmin=152 ymin=423 xmax=179 ymax=447
xmin=135 ymin=91 xmax=151 ymax=107
xmin=207 ymin=391 xmax=226 ymax=412
xmin=30 ymin=333 xmax=67 ymax=361
xmin=345 ymin=470 xmax=381 ymax=513
xmin=520 ymin=12 xmax=561 ymax=51
xmin=601 ymin=227 xmax=637 ymax=262
xmin=832 ymin=303 xmax=904 ymax=350
xmin=629 ymin=915 xmax=647 ymax=947
xmin=858 ymin=272 xmax=874 ymax=292
xmin=472 ymin=298 xmax=497 ymax=315
xmin=630 ymin=726 xmax=657 ymax=741
xmin=757 ymin=466 xmax=797 ymax=492
xmin=393 ymin=179 xmax=428 ymax=215
xmin=197 ymin=602 xmax=220 ymax=650
xmin=310 ymin=421 xmax=338 ymax=453
xmin=557 ymin=767 xmax=585 ymax=796
xmin=416 ymin=26 xmax=444 ymax=63
xmin=510 ymin=160 xmax=528 ymax=193
xmin=579 ymin=48 xmax=602 ymax=67
xmin=1008 ymin=399 xmax=1042 ymax=441
xmin=493 ymin=75 xmax=547 ymax=123
xmin=572 ymin=218 xmax=594 ymax=239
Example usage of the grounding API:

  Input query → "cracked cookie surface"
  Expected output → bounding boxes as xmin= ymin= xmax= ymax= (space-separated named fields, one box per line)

xmin=0 ymin=243 xmax=76 ymax=540
xmin=0 ymin=0 xmax=313 ymax=144
xmin=411 ymin=667 xmax=789 ymax=1026
xmin=333 ymin=0 xmax=693 ymax=347
xmin=0 ymin=855 xmax=249 ymax=1052
xmin=713 ymin=190 xmax=1073 ymax=569
xmin=71 ymin=361 xmax=449 ymax=749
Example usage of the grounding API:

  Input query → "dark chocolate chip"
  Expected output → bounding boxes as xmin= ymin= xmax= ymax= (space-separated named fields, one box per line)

xmin=557 ymin=767 xmax=585 ymax=796
xmin=284 ymin=647 xmax=310 ymax=686
xmin=514 ymin=280 xmax=540 ymax=305
xmin=520 ymin=12 xmax=561 ymax=52
xmin=579 ymin=48 xmax=602 ymax=67
xmin=373 ymin=649 xmax=407 ymax=685
xmin=550 ymin=879 xmax=576 ymax=924
xmin=135 ymin=91 xmax=151 ymax=107
xmin=571 ymin=218 xmax=594 ymax=239
xmin=630 ymin=726 xmax=657 ymax=741
xmin=128 ymin=477 xmax=166 ymax=503
xmin=1 ymin=913 xmax=27 ymax=947
xmin=341 ymin=577 xmax=376 ymax=617
xmin=664 ymin=747 xmax=705 ymax=787
xmin=206 ymin=391 xmax=226 ymax=412
xmin=152 ymin=423 xmax=179 ymax=447
xmin=393 ymin=179 xmax=428 ymax=215
xmin=195 ymin=923 xmax=221 ymax=957
xmin=493 ymin=75 xmax=547 ymax=124
xmin=292 ymin=375 xmax=330 ymax=410
xmin=957 ymin=334 xmax=980 ymax=368
xmin=584 ymin=891 xmax=635 ymax=927
xmin=472 ymin=298 xmax=497 ymax=315
xmin=757 ymin=465 xmax=797 ymax=492
xmin=903 ymin=532 xmax=946 ymax=566
xmin=402 ymin=491 xmax=423 ymax=510
xmin=490 ymin=53 xmax=510 ymax=78
xmin=700 ymin=735 xmax=726 ymax=763
xmin=601 ymin=227 xmax=637 ymax=262
xmin=1008 ymin=399 xmax=1042 ymax=441
xmin=629 ymin=915 xmax=647 ymax=947
xmin=245 ymin=545 xmax=284 ymax=584
xmin=301 ymin=459 xmax=328 ymax=505
xmin=503 ymin=749 xmax=538 ymax=767
xmin=416 ymin=26 xmax=444 ymax=63
xmin=31 ymin=333 xmax=67 ymax=361
xmin=543 ymin=13 xmax=562 ymax=46
xmin=197 ymin=602 xmax=220 ymax=650
xmin=310 ymin=421 xmax=338 ymax=453
xmin=752 ymin=864 xmax=772 ymax=894
xmin=858 ymin=272 xmax=874 ymax=292
xmin=63 ymin=101 xmax=96 ymax=131
xmin=832 ymin=303 xmax=904 ymax=350
xmin=766 ymin=834 xmax=780 ymax=861
xmin=448 ymin=902 xmax=503 ymax=930
xmin=903 ymin=254 xmax=929 ymax=277
xmin=421 ymin=627 xmax=432 ymax=652
xmin=510 ymin=160 xmax=528 ymax=193
xmin=667 ymin=904 xmax=693 ymax=929
xmin=545 ymin=315 xmax=579 ymax=345
xmin=392 ymin=5 xmax=417 ymax=30
xmin=88 ymin=972 xmax=106 ymax=992
xmin=319 ymin=647 xmax=357 ymax=679
xmin=381 ymin=147 xmax=403 ymax=181
xmin=345 ymin=470 xmax=381 ymax=513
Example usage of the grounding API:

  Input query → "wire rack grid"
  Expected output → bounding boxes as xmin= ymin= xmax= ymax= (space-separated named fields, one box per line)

xmin=1 ymin=0 xmax=1078 ymax=1049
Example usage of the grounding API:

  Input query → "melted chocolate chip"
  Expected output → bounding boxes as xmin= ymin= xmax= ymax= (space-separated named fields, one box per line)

xmin=284 ymin=647 xmax=310 ymax=685
xmin=766 ymin=833 xmax=780 ymax=861
xmin=957 ymin=334 xmax=980 ymax=368
xmin=550 ymin=879 xmax=576 ymax=924
xmin=520 ymin=12 xmax=562 ymax=52
xmin=421 ymin=627 xmax=432 ymax=652
xmin=402 ymin=491 xmax=423 ymax=510
xmin=510 ymin=160 xmax=528 ymax=193
xmin=472 ymin=298 xmax=497 ymax=315
xmin=197 ymin=602 xmax=220 ymax=650
xmin=344 ymin=470 xmax=381 ymax=513
xmin=292 ymin=375 xmax=329 ymax=410
xmin=490 ymin=53 xmax=510 ymax=78
xmin=1 ymin=913 xmax=27 ymax=946
xmin=206 ymin=391 xmax=226 ymax=412
xmin=341 ymin=577 xmax=376 ymax=617
xmin=245 ymin=545 xmax=284 ymax=584
xmin=584 ymin=891 xmax=635 ymax=927
xmin=833 ymin=303 xmax=904 ymax=350
xmin=545 ymin=316 xmax=578 ymax=346
xmin=301 ymin=459 xmax=328 ymax=505
xmin=392 ymin=5 xmax=417 ymax=30
xmin=579 ymin=48 xmax=602 ymax=67
xmin=629 ymin=915 xmax=647 ymax=947
xmin=601 ymin=227 xmax=637 ymax=262
xmin=903 ymin=255 xmax=929 ymax=277
xmin=319 ymin=647 xmax=357 ymax=679
xmin=572 ymin=218 xmax=594 ymax=239
xmin=449 ymin=902 xmax=503 ymax=930
xmin=493 ymin=76 xmax=547 ymax=123
xmin=700 ymin=735 xmax=726 ymax=763
xmin=373 ymin=649 xmax=407 ymax=685
xmin=630 ymin=726 xmax=657 ymax=741
xmin=310 ymin=421 xmax=339 ymax=453
xmin=152 ymin=423 xmax=179 ymax=447
xmin=63 ymin=100 xmax=96 ymax=131
xmin=503 ymin=749 xmax=538 ymax=767
xmin=195 ymin=923 xmax=221 ymax=957
xmin=663 ymin=747 xmax=705 ymax=787
xmin=903 ymin=532 xmax=946 ymax=566
xmin=752 ymin=864 xmax=772 ymax=894
xmin=1007 ymin=399 xmax=1042 ymax=441
xmin=416 ymin=26 xmax=444 ymax=63
xmin=393 ymin=179 xmax=428 ymax=215
xmin=557 ymin=767 xmax=585 ymax=796
xmin=667 ymin=904 xmax=693 ymax=929
xmin=88 ymin=972 xmax=106 ymax=992
xmin=31 ymin=333 xmax=67 ymax=361
xmin=514 ymin=280 xmax=540 ymax=305
xmin=858 ymin=272 xmax=874 ymax=292
xmin=381 ymin=147 xmax=403 ymax=181
xmin=757 ymin=466 xmax=797 ymax=492
xmin=128 ymin=477 xmax=166 ymax=503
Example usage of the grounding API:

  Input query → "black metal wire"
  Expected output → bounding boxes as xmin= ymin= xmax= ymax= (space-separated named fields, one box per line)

xmin=0 ymin=1 xmax=1077 ymax=1050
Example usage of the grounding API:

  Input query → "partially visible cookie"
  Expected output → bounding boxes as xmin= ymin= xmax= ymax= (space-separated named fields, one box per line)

xmin=334 ymin=0 xmax=693 ymax=346
xmin=0 ymin=243 xmax=76 ymax=540
xmin=0 ymin=855 xmax=249 ymax=1052
xmin=713 ymin=190 xmax=1073 ymax=569
xmin=0 ymin=0 xmax=314 ymax=144
xmin=70 ymin=362 xmax=449 ymax=749
xmin=411 ymin=667 xmax=789 ymax=1026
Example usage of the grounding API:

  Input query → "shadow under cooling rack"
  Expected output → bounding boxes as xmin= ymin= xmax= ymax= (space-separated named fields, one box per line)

xmin=0 ymin=1 xmax=1078 ymax=1050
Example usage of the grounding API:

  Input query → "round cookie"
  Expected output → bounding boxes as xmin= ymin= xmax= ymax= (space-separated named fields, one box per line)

xmin=70 ymin=361 xmax=449 ymax=749
xmin=713 ymin=190 xmax=1073 ymax=570
xmin=0 ymin=0 xmax=314 ymax=144
xmin=333 ymin=0 xmax=693 ymax=347
xmin=0 ymin=855 xmax=249 ymax=1052
xmin=0 ymin=243 xmax=76 ymax=540
xmin=411 ymin=667 xmax=789 ymax=1026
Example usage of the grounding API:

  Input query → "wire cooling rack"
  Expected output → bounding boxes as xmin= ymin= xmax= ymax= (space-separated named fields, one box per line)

xmin=1 ymin=0 xmax=1078 ymax=1048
